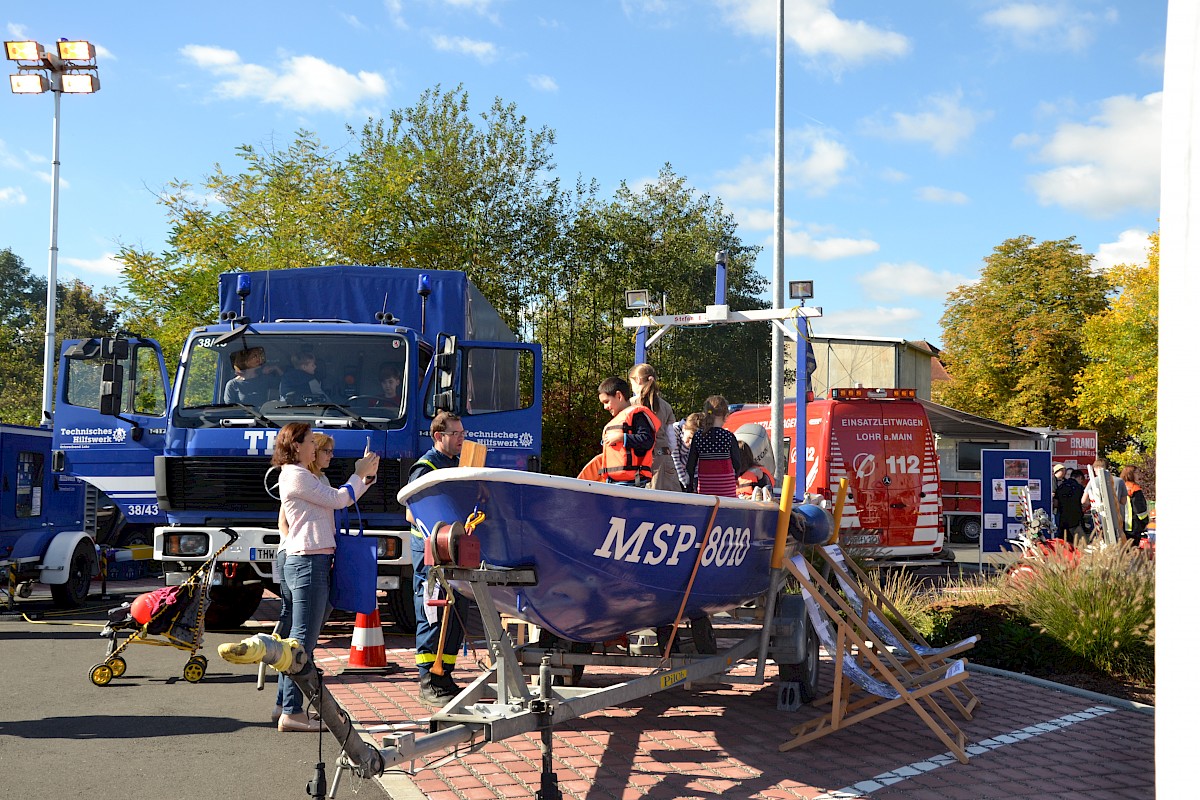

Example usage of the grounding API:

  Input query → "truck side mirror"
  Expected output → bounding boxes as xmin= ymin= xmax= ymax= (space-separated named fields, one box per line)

xmin=100 ymin=337 xmax=129 ymax=360
xmin=99 ymin=362 xmax=124 ymax=416
xmin=433 ymin=390 xmax=457 ymax=414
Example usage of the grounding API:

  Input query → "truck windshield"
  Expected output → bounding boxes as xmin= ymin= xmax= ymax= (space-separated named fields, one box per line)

xmin=176 ymin=332 xmax=410 ymax=427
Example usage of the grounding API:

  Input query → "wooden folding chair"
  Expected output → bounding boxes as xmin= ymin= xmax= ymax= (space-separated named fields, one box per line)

xmin=780 ymin=554 xmax=972 ymax=764
xmin=820 ymin=543 xmax=980 ymax=719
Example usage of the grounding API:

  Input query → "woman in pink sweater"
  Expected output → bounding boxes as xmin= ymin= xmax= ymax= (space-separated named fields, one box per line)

xmin=272 ymin=422 xmax=377 ymax=732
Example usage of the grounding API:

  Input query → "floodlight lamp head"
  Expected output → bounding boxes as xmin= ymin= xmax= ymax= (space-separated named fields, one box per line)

xmin=715 ymin=249 xmax=728 ymax=266
xmin=625 ymin=289 xmax=651 ymax=311
xmin=789 ymin=280 xmax=814 ymax=300
xmin=5 ymin=40 xmax=44 ymax=62
xmin=61 ymin=73 xmax=100 ymax=93
xmin=10 ymin=73 xmax=49 ymax=93
xmin=56 ymin=40 xmax=96 ymax=61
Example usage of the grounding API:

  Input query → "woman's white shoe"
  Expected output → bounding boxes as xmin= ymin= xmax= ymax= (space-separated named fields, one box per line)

xmin=277 ymin=712 xmax=326 ymax=732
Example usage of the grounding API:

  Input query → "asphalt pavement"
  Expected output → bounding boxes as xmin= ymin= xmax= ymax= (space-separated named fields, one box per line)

xmin=0 ymin=578 xmax=390 ymax=800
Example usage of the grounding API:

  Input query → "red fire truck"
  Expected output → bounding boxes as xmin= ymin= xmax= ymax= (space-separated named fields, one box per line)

xmin=725 ymin=388 xmax=943 ymax=558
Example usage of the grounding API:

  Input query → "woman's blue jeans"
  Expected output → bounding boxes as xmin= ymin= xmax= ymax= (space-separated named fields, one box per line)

xmin=276 ymin=552 xmax=332 ymax=714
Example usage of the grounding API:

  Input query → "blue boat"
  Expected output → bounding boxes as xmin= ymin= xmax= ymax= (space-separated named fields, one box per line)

xmin=397 ymin=468 xmax=785 ymax=643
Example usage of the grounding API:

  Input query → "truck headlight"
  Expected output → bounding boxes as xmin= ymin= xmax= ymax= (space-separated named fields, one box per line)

xmin=163 ymin=532 xmax=209 ymax=557
xmin=373 ymin=535 xmax=401 ymax=560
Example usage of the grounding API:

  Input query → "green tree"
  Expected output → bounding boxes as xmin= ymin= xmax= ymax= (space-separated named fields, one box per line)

xmin=116 ymin=131 xmax=354 ymax=367
xmin=0 ymin=248 xmax=120 ymax=425
xmin=536 ymin=166 xmax=768 ymax=475
xmin=1074 ymin=231 xmax=1158 ymax=459
xmin=934 ymin=236 xmax=1110 ymax=430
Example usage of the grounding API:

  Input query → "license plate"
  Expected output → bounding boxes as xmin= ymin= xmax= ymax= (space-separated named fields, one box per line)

xmin=250 ymin=548 xmax=276 ymax=561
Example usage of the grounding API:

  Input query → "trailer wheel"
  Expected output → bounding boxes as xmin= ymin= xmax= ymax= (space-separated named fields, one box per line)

xmin=90 ymin=663 xmax=114 ymax=687
xmin=778 ymin=618 xmax=821 ymax=703
xmin=204 ymin=584 xmax=265 ymax=630
xmin=51 ymin=540 xmax=94 ymax=608
xmin=385 ymin=573 xmax=417 ymax=633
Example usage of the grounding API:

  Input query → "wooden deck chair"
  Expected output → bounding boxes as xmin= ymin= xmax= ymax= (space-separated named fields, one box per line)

xmin=820 ymin=543 xmax=980 ymax=719
xmin=780 ymin=554 xmax=971 ymax=764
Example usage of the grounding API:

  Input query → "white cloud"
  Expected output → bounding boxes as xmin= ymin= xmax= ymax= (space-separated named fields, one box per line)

xmin=981 ymin=2 xmax=1116 ymax=52
xmin=880 ymin=167 xmax=909 ymax=183
xmin=713 ymin=128 xmax=852 ymax=202
xmin=916 ymin=186 xmax=969 ymax=205
xmin=385 ymin=0 xmax=408 ymax=28
xmin=1026 ymin=92 xmax=1161 ymax=217
xmin=61 ymin=253 xmax=123 ymax=277
xmin=715 ymin=0 xmax=909 ymax=70
xmin=784 ymin=229 xmax=879 ymax=260
xmin=429 ymin=34 xmax=499 ymax=64
xmin=180 ymin=45 xmax=387 ymax=113
xmin=0 ymin=186 xmax=28 ymax=205
xmin=873 ymin=90 xmax=990 ymax=155
xmin=527 ymin=74 xmax=559 ymax=92
xmin=813 ymin=306 xmax=923 ymax=337
xmin=6 ymin=23 xmax=29 ymax=38
xmin=855 ymin=262 xmax=974 ymax=301
xmin=1095 ymin=228 xmax=1152 ymax=271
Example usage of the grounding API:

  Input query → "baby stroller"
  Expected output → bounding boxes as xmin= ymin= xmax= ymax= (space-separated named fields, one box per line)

xmin=90 ymin=529 xmax=239 ymax=687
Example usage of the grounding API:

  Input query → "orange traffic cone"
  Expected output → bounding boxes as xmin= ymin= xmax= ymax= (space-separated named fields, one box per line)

xmin=342 ymin=607 xmax=399 ymax=674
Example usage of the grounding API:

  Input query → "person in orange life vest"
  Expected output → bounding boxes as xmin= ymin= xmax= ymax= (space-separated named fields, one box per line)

xmin=736 ymin=441 xmax=775 ymax=499
xmin=597 ymin=376 xmax=660 ymax=486
xmin=1120 ymin=465 xmax=1150 ymax=545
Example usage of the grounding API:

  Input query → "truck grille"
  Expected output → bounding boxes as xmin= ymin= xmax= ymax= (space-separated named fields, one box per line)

xmin=160 ymin=456 xmax=410 ymax=515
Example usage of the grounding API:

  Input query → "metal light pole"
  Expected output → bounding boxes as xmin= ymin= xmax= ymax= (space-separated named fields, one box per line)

xmin=770 ymin=0 xmax=787 ymax=484
xmin=5 ymin=39 xmax=101 ymax=426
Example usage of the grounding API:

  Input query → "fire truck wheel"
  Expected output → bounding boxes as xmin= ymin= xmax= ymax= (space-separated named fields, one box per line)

xmin=51 ymin=540 xmax=95 ymax=608
xmin=90 ymin=663 xmax=114 ymax=687
xmin=958 ymin=517 xmax=982 ymax=543
xmin=385 ymin=577 xmax=417 ymax=633
xmin=204 ymin=584 xmax=265 ymax=630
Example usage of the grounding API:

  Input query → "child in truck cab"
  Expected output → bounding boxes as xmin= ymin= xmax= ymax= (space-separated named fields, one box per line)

xmin=223 ymin=346 xmax=279 ymax=405
xmin=279 ymin=351 xmax=328 ymax=405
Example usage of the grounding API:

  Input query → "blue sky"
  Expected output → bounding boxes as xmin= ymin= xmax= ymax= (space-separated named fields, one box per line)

xmin=1 ymin=1 xmax=1165 ymax=346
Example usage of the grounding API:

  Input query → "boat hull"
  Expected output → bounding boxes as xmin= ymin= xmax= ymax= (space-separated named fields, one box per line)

xmin=398 ymin=468 xmax=783 ymax=642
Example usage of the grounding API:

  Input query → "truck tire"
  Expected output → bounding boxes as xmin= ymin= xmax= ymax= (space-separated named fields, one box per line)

xmin=385 ymin=579 xmax=417 ymax=634
xmin=777 ymin=618 xmax=821 ymax=703
xmin=959 ymin=517 xmax=982 ymax=543
xmin=51 ymin=540 xmax=94 ymax=608
xmin=204 ymin=584 xmax=265 ymax=630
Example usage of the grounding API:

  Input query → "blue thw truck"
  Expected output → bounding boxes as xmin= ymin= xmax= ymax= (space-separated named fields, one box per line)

xmin=1 ymin=424 xmax=95 ymax=607
xmin=51 ymin=265 xmax=542 ymax=629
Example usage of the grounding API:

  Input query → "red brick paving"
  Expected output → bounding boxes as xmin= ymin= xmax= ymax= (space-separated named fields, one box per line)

xmin=301 ymin=617 xmax=1154 ymax=799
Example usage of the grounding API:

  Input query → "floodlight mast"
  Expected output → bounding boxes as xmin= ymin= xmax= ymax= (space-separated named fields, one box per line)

xmin=5 ymin=39 xmax=100 ymax=425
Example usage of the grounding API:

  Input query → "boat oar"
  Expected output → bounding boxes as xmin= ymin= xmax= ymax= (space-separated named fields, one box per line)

xmin=660 ymin=497 xmax=721 ymax=661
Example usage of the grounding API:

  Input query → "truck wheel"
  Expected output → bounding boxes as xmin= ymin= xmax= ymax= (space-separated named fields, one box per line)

xmin=51 ymin=540 xmax=94 ymax=608
xmin=959 ymin=517 xmax=982 ymax=543
xmin=778 ymin=618 xmax=821 ymax=703
xmin=385 ymin=579 xmax=417 ymax=634
xmin=204 ymin=584 xmax=265 ymax=630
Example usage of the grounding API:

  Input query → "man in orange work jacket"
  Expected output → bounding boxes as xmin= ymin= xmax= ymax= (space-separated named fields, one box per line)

xmin=578 ymin=376 xmax=660 ymax=486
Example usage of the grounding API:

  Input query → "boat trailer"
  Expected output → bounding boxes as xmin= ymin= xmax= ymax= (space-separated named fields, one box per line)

xmin=281 ymin=558 xmax=817 ymax=799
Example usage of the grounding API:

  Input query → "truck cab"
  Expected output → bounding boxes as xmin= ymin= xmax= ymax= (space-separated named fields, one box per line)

xmin=51 ymin=265 xmax=542 ymax=629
